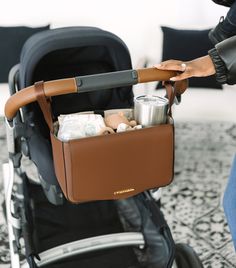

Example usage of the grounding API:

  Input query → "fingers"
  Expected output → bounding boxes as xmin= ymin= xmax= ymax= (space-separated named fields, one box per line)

xmin=155 ymin=60 xmax=186 ymax=72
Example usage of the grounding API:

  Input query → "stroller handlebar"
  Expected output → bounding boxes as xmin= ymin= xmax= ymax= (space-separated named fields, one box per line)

xmin=5 ymin=78 xmax=78 ymax=121
xmin=5 ymin=67 xmax=177 ymax=121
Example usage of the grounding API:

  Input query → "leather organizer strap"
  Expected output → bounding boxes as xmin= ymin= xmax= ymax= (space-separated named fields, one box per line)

xmin=163 ymin=82 xmax=176 ymax=117
xmin=34 ymin=81 xmax=54 ymax=132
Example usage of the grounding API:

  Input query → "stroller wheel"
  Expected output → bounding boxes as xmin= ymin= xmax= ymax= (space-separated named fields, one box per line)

xmin=174 ymin=243 xmax=203 ymax=268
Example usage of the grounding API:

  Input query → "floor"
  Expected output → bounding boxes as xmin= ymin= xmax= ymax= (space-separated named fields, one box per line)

xmin=162 ymin=121 xmax=236 ymax=267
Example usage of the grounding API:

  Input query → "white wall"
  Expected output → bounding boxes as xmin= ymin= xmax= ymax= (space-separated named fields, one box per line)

xmin=0 ymin=0 xmax=228 ymax=66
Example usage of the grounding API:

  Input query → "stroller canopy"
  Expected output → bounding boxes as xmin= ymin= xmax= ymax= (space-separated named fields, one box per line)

xmin=19 ymin=26 xmax=134 ymax=115
xmin=20 ymin=26 xmax=132 ymax=87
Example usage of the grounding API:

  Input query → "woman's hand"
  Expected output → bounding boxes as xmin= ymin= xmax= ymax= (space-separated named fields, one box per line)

xmin=155 ymin=55 xmax=216 ymax=81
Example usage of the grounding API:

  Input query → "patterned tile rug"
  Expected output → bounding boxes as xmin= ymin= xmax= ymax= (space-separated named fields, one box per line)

xmin=0 ymin=118 xmax=236 ymax=267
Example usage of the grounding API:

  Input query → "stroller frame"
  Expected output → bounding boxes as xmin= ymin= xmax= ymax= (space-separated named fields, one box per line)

xmin=3 ymin=27 xmax=203 ymax=268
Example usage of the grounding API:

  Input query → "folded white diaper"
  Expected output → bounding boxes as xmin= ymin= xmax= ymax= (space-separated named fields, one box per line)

xmin=57 ymin=113 xmax=107 ymax=141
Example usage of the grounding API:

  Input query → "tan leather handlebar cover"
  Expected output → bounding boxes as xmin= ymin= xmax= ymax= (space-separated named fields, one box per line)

xmin=5 ymin=78 xmax=77 ymax=120
xmin=137 ymin=68 xmax=177 ymax=83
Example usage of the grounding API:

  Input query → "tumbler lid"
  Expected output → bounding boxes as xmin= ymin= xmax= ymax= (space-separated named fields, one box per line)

xmin=134 ymin=95 xmax=169 ymax=106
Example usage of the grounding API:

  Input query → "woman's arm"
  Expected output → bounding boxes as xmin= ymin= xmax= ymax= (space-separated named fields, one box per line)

xmin=156 ymin=35 xmax=236 ymax=85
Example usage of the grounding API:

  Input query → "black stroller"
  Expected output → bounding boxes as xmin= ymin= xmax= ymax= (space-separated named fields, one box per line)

xmin=3 ymin=27 xmax=203 ymax=268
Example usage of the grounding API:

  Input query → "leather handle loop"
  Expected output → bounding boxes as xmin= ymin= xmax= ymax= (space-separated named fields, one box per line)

xmin=174 ymin=79 xmax=188 ymax=96
xmin=34 ymin=81 xmax=54 ymax=132
xmin=163 ymin=82 xmax=176 ymax=117
xmin=162 ymin=79 xmax=188 ymax=117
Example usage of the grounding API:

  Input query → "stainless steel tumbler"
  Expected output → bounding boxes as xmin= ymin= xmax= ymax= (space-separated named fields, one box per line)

xmin=134 ymin=95 xmax=169 ymax=127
